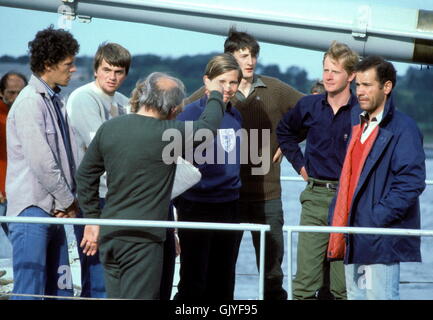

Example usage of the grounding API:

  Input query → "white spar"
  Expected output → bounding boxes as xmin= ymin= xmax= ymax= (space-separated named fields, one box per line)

xmin=0 ymin=0 xmax=432 ymax=64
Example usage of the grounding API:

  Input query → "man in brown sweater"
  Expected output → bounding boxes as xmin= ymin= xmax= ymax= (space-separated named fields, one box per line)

xmin=185 ymin=28 xmax=304 ymax=299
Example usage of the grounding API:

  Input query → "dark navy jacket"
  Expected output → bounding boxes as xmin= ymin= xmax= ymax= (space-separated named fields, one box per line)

xmin=330 ymin=96 xmax=426 ymax=264
xmin=176 ymin=96 xmax=242 ymax=203
xmin=276 ymin=92 xmax=357 ymax=181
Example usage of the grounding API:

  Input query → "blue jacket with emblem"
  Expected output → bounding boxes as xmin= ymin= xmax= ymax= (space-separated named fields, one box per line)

xmin=329 ymin=95 xmax=426 ymax=264
xmin=176 ymin=96 xmax=243 ymax=203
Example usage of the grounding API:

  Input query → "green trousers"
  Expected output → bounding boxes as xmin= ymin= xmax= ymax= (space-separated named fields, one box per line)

xmin=99 ymin=238 xmax=163 ymax=299
xmin=293 ymin=178 xmax=347 ymax=300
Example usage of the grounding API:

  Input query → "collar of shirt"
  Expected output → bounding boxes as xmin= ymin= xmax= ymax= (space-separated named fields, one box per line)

xmin=37 ymin=76 xmax=61 ymax=99
xmin=359 ymin=110 xmax=384 ymax=143
xmin=320 ymin=91 xmax=357 ymax=113
xmin=235 ymin=74 xmax=266 ymax=101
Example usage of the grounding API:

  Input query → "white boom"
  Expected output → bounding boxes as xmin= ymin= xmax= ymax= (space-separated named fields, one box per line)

xmin=1 ymin=0 xmax=432 ymax=64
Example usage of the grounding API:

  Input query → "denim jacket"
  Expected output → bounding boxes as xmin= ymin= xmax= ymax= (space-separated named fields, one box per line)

xmin=6 ymin=75 xmax=78 ymax=217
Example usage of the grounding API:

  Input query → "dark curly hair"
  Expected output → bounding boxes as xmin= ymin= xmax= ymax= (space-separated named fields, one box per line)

xmin=28 ymin=25 xmax=79 ymax=75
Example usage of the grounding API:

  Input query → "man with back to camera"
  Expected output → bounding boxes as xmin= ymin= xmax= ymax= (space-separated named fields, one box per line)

xmin=277 ymin=41 xmax=359 ymax=300
xmin=66 ymin=42 xmax=131 ymax=298
xmin=327 ymin=56 xmax=425 ymax=300
xmin=0 ymin=72 xmax=27 ymax=236
xmin=6 ymin=26 xmax=79 ymax=299
xmin=76 ymin=72 xmax=228 ymax=299
xmin=185 ymin=27 xmax=304 ymax=300
xmin=67 ymin=42 xmax=178 ymax=300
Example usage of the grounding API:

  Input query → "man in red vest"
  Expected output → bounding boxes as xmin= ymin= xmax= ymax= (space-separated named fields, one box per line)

xmin=328 ymin=56 xmax=426 ymax=300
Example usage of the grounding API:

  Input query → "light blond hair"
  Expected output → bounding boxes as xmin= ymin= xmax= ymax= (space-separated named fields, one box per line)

xmin=323 ymin=41 xmax=359 ymax=75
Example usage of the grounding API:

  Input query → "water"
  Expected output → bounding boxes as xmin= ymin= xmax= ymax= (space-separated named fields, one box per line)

xmin=1 ymin=159 xmax=433 ymax=299
xmin=234 ymin=158 xmax=433 ymax=299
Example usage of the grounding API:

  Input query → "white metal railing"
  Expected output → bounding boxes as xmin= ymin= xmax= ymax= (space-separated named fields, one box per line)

xmin=284 ymin=225 xmax=433 ymax=300
xmin=281 ymin=174 xmax=433 ymax=300
xmin=0 ymin=216 xmax=270 ymax=300
xmin=1 ymin=177 xmax=432 ymax=300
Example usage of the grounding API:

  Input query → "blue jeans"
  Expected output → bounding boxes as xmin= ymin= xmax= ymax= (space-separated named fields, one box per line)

xmin=0 ymin=201 xmax=8 ymax=235
xmin=73 ymin=198 xmax=106 ymax=298
xmin=8 ymin=206 xmax=73 ymax=300
xmin=345 ymin=263 xmax=400 ymax=300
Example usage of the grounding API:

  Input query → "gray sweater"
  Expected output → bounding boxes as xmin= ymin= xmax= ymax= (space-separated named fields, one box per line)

xmin=66 ymin=81 xmax=129 ymax=197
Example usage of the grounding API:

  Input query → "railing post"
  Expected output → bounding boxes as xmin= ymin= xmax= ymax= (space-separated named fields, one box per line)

xmin=258 ymin=228 xmax=266 ymax=300
xmin=287 ymin=228 xmax=293 ymax=300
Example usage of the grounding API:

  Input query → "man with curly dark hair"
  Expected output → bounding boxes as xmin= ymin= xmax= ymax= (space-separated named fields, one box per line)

xmin=6 ymin=26 xmax=80 ymax=299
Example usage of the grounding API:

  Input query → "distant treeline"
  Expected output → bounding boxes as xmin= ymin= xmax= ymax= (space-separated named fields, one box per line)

xmin=393 ymin=67 xmax=433 ymax=141
xmin=2 ymin=53 xmax=433 ymax=141
xmin=0 ymin=52 xmax=313 ymax=94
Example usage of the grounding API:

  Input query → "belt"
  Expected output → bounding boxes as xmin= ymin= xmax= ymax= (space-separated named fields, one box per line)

xmin=310 ymin=181 xmax=338 ymax=191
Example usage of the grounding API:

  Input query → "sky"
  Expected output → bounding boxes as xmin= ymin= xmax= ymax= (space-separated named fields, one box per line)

xmin=0 ymin=0 xmax=432 ymax=79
